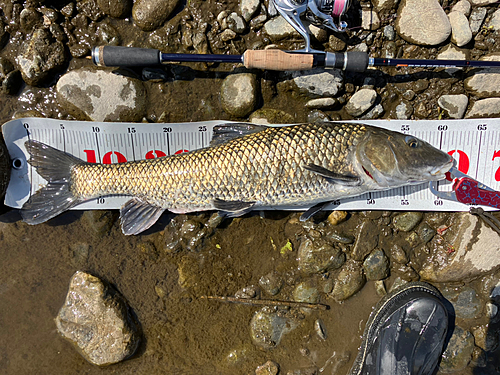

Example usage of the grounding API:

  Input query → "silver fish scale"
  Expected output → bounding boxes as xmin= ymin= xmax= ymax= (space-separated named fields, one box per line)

xmin=70 ymin=123 xmax=367 ymax=211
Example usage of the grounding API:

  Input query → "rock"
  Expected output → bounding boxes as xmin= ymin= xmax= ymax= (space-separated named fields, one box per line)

xmin=441 ymin=286 xmax=482 ymax=320
xmin=374 ymin=280 xmax=387 ymax=296
xmin=0 ymin=19 xmax=8 ymax=49
xmin=437 ymin=44 xmax=467 ymax=61
xmin=389 ymin=244 xmax=408 ymax=264
xmin=77 ymin=0 xmax=104 ymax=21
xmin=439 ymin=326 xmax=474 ymax=372
xmin=308 ymin=110 xmax=330 ymax=123
xmin=227 ymin=12 xmax=246 ymax=34
xmin=220 ymin=73 xmax=258 ymax=117
xmin=489 ymin=9 xmax=500 ymax=31
xmin=328 ymin=34 xmax=346 ymax=51
xmin=305 ymin=97 xmax=336 ymax=109
xmin=249 ymin=108 xmax=295 ymax=124
xmin=56 ymin=66 xmax=147 ymax=122
xmin=420 ymin=213 xmax=500 ymax=282
xmin=416 ymin=223 xmax=435 ymax=244
xmin=97 ymin=0 xmax=132 ymax=18
xmin=259 ymin=271 xmax=283 ymax=296
xmin=471 ymin=324 xmax=498 ymax=352
xmin=451 ymin=0 xmax=471 ymax=16
xmin=263 ymin=16 xmax=300 ymax=42
xmin=395 ymin=0 xmax=451 ymax=46
xmin=220 ymin=29 xmax=237 ymax=42
xmin=308 ymin=24 xmax=328 ymax=43
xmin=17 ymin=28 xmax=67 ymax=86
xmin=383 ymin=25 xmax=395 ymax=40
xmin=297 ymin=238 xmax=345 ymax=274
xmin=331 ymin=260 xmax=366 ymax=301
xmin=437 ymin=94 xmax=468 ymax=119
xmin=255 ymin=360 xmax=279 ymax=375
xmin=69 ymin=242 xmax=90 ymax=268
xmin=82 ymin=210 xmax=118 ymax=237
xmin=240 ymin=0 xmax=260 ymax=22
xmin=0 ymin=57 xmax=21 ymax=95
xmin=465 ymin=98 xmax=500 ymax=118
xmin=351 ymin=220 xmax=378 ymax=261
xmin=55 ymin=271 xmax=139 ymax=366
xmin=464 ymin=54 xmax=500 ymax=98
xmin=469 ymin=7 xmax=487 ymax=34
xmin=360 ymin=103 xmax=385 ymax=120
xmin=392 ymin=99 xmax=413 ymax=119
xmin=132 ymin=0 xmax=180 ymax=31
xmin=363 ymin=249 xmax=389 ymax=280
xmin=469 ymin=0 xmax=497 ymax=4
xmin=393 ymin=212 xmax=423 ymax=232
xmin=289 ymin=68 xmax=344 ymax=98
xmin=293 ymin=280 xmax=320 ymax=303
xmin=361 ymin=9 xmax=380 ymax=31
xmin=327 ymin=211 xmax=348 ymax=226
xmin=250 ymin=307 xmax=300 ymax=349
xmin=345 ymin=89 xmax=377 ymax=117
xmin=448 ymin=11 xmax=472 ymax=47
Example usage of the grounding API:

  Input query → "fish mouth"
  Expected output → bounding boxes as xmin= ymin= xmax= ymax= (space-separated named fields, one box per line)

xmin=429 ymin=158 xmax=454 ymax=177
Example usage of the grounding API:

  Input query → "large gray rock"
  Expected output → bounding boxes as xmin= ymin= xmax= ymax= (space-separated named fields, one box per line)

xmin=345 ymin=89 xmax=377 ymax=117
xmin=289 ymin=68 xmax=344 ymax=98
xmin=56 ymin=271 xmax=139 ymax=366
xmin=263 ymin=16 xmax=300 ymax=41
xmin=297 ymin=237 xmax=345 ymax=274
xmin=464 ymin=54 xmax=500 ymax=98
xmin=331 ymin=260 xmax=366 ymax=301
xmin=395 ymin=0 xmax=451 ymax=46
xmin=465 ymin=98 xmax=500 ymax=118
xmin=132 ymin=0 xmax=180 ymax=31
xmin=352 ymin=220 xmax=379 ymax=261
xmin=469 ymin=7 xmax=487 ymax=34
xmin=437 ymin=94 xmax=468 ymax=119
xmin=17 ymin=28 xmax=67 ymax=86
xmin=420 ymin=213 xmax=500 ymax=282
xmin=489 ymin=9 xmax=500 ymax=31
xmin=441 ymin=286 xmax=483 ymax=320
xmin=220 ymin=73 xmax=258 ymax=117
xmin=448 ymin=11 xmax=472 ymax=47
xmin=56 ymin=66 xmax=147 ymax=122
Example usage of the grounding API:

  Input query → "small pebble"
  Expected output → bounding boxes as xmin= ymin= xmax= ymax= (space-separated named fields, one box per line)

xmin=327 ymin=211 xmax=348 ymax=225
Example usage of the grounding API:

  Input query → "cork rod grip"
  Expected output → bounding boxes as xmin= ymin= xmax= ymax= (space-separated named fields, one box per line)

xmin=243 ymin=50 xmax=314 ymax=71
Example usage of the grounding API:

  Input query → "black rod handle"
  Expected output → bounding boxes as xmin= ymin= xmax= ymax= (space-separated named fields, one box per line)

xmin=92 ymin=46 xmax=162 ymax=67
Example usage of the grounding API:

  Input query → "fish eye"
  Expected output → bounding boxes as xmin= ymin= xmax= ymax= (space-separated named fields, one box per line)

xmin=405 ymin=136 xmax=419 ymax=148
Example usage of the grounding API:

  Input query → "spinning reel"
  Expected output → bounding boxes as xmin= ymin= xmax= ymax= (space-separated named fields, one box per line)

xmin=272 ymin=0 xmax=351 ymax=52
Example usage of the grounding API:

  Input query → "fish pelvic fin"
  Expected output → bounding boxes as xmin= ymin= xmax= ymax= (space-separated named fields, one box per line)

xmin=21 ymin=140 xmax=83 ymax=225
xmin=213 ymin=198 xmax=256 ymax=217
xmin=120 ymin=197 xmax=165 ymax=235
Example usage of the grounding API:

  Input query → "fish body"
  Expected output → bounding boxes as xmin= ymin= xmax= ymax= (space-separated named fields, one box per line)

xmin=22 ymin=122 xmax=453 ymax=235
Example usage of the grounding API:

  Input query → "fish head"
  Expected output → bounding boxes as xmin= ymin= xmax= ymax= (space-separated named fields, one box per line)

xmin=356 ymin=128 xmax=454 ymax=188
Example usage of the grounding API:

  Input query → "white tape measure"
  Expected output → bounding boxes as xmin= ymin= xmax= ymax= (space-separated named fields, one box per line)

xmin=3 ymin=117 xmax=500 ymax=212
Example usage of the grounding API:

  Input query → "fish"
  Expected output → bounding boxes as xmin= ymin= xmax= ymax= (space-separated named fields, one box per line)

xmin=21 ymin=122 xmax=453 ymax=235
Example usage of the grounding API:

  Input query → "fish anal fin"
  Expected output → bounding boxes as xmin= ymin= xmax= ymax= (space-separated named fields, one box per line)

xmin=210 ymin=123 xmax=268 ymax=147
xmin=300 ymin=201 xmax=331 ymax=222
xmin=213 ymin=198 xmax=256 ymax=217
xmin=304 ymin=164 xmax=360 ymax=186
xmin=120 ymin=197 xmax=165 ymax=235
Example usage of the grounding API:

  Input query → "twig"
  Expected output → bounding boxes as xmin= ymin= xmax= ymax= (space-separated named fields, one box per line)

xmin=200 ymin=295 xmax=330 ymax=310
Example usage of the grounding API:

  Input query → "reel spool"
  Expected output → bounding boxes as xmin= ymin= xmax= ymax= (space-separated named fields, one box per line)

xmin=272 ymin=0 xmax=351 ymax=52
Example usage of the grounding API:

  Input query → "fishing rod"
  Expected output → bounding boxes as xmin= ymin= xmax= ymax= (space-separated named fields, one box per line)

xmin=92 ymin=45 xmax=500 ymax=73
xmin=91 ymin=0 xmax=500 ymax=72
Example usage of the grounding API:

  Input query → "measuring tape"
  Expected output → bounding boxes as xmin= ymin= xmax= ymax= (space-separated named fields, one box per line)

xmin=3 ymin=117 xmax=500 ymax=212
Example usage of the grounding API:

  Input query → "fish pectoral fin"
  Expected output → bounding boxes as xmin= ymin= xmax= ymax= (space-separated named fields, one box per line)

xmin=213 ymin=198 xmax=256 ymax=217
xmin=300 ymin=201 xmax=332 ymax=222
xmin=210 ymin=123 xmax=269 ymax=147
xmin=304 ymin=164 xmax=361 ymax=186
xmin=120 ymin=198 xmax=165 ymax=235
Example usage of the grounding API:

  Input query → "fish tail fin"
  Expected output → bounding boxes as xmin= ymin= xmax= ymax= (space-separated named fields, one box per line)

xmin=21 ymin=140 xmax=83 ymax=224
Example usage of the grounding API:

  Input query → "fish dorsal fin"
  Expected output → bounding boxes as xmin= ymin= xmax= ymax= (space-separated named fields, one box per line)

xmin=210 ymin=123 xmax=269 ymax=147
xmin=120 ymin=197 xmax=165 ymax=235
xmin=304 ymin=164 xmax=361 ymax=186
